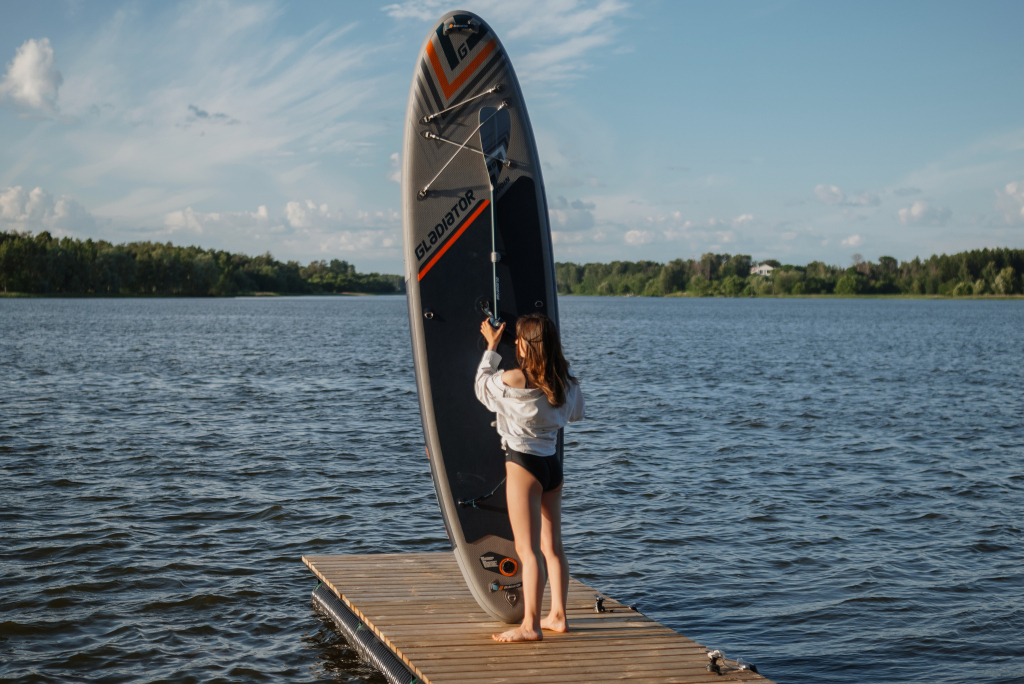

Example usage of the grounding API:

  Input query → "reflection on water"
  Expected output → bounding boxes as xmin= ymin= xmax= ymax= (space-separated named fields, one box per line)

xmin=1 ymin=296 xmax=1022 ymax=683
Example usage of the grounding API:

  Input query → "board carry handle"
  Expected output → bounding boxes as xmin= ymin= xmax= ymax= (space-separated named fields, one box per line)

xmin=443 ymin=19 xmax=476 ymax=35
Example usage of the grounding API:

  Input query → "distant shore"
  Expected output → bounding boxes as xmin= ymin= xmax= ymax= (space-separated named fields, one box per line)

xmin=4 ymin=230 xmax=1021 ymax=299
xmin=5 ymin=291 xmax=1022 ymax=301
xmin=556 ymin=249 xmax=1022 ymax=298
xmin=0 ymin=231 xmax=405 ymax=297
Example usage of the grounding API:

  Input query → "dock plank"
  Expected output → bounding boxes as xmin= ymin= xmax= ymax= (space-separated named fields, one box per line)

xmin=304 ymin=553 xmax=771 ymax=684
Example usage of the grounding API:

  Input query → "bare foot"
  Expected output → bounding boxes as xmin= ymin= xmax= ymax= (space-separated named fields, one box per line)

xmin=540 ymin=615 xmax=568 ymax=633
xmin=492 ymin=625 xmax=543 ymax=642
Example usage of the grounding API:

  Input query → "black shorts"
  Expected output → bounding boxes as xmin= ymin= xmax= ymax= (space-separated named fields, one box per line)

xmin=504 ymin=446 xmax=563 ymax=492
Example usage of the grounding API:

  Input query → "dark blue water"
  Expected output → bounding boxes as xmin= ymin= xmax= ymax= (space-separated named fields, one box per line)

xmin=2 ymin=296 xmax=1022 ymax=684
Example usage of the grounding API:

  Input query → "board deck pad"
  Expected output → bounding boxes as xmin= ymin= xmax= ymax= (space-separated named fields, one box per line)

xmin=402 ymin=10 xmax=559 ymax=624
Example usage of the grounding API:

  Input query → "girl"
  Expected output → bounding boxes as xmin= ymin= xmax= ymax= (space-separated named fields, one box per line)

xmin=475 ymin=314 xmax=585 ymax=642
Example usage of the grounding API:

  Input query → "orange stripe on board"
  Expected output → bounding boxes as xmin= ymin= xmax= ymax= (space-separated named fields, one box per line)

xmin=426 ymin=39 xmax=497 ymax=100
xmin=418 ymin=200 xmax=490 ymax=281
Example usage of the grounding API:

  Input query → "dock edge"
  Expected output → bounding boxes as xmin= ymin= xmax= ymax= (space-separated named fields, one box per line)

xmin=311 ymin=582 xmax=420 ymax=684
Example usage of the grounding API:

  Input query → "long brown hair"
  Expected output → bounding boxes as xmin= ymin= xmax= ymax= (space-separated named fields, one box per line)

xmin=515 ymin=313 xmax=573 ymax=407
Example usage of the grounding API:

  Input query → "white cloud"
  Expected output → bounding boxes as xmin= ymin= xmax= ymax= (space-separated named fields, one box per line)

xmin=51 ymin=6 xmax=387 ymax=224
xmin=0 ymin=38 xmax=63 ymax=113
xmin=159 ymin=201 xmax=399 ymax=257
xmin=382 ymin=0 xmax=628 ymax=83
xmin=732 ymin=213 xmax=754 ymax=226
xmin=164 ymin=204 xmax=270 ymax=237
xmin=897 ymin=200 xmax=951 ymax=226
xmin=0 ymin=185 xmax=95 ymax=235
xmin=661 ymin=219 xmax=693 ymax=241
xmin=286 ymin=199 xmax=328 ymax=229
xmin=994 ymin=181 xmax=1024 ymax=225
xmin=381 ymin=0 xmax=450 ymax=20
xmin=549 ymin=195 xmax=595 ymax=233
xmin=164 ymin=206 xmax=205 ymax=235
xmin=841 ymin=234 xmax=864 ymax=247
xmin=847 ymin=192 xmax=880 ymax=206
xmin=814 ymin=184 xmax=880 ymax=208
xmin=623 ymin=229 xmax=655 ymax=245
xmin=383 ymin=0 xmax=626 ymax=38
xmin=551 ymin=231 xmax=584 ymax=244
xmin=815 ymin=184 xmax=845 ymax=205
xmin=388 ymin=152 xmax=401 ymax=184
xmin=517 ymin=33 xmax=611 ymax=83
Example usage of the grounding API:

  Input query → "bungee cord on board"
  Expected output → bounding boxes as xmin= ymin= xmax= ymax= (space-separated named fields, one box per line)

xmin=418 ymin=100 xmax=510 ymax=199
xmin=420 ymin=85 xmax=503 ymax=124
xmin=457 ymin=476 xmax=507 ymax=508
xmin=420 ymin=131 xmax=513 ymax=169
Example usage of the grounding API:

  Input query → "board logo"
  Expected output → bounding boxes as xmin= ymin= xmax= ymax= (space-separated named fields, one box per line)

xmin=425 ymin=18 xmax=497 ymax=101
xmin=434 ymin=15 xmax=488 ymax=71
xmin=415 ymin=189 xmax=477 ymax=262
xmin=479 ymin=552 xmax=518 ymax=576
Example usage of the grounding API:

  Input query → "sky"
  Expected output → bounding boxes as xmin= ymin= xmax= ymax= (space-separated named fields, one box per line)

xmin=1 ymin=0 xmax=1022 ymax=274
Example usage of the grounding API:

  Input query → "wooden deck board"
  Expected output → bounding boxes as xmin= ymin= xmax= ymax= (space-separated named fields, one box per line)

xmin=304 ymin=552 xmax=772 ymax=684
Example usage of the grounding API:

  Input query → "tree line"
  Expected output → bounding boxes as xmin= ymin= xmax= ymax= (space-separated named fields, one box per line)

xmin=5 ymin=230 xmax=1020 ymax=298
xmin=556 ymin=248 xmax=1024 ymax=297
xmin=0 ymin=231 xmax=404 ymax=296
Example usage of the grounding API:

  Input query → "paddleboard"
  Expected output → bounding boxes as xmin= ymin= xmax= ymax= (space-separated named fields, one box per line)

xmin=402 ymin=9 xmax=560 ymax=624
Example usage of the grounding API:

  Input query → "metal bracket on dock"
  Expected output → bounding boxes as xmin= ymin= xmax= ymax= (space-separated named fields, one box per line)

xmin=706 ymin=649 xmax=759 ymax=676
xmin=594 ymin=596 xmax=640 ymax=613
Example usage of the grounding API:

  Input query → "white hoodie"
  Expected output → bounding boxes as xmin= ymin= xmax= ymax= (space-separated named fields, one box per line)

xmin=474 ymin=350 xmax=585 ymax=456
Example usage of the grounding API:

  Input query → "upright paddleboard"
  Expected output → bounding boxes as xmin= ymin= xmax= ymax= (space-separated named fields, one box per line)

xmin=402 ymin=10 xmax=559 ymax=624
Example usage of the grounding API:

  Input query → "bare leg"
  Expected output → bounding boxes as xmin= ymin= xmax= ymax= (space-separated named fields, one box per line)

xmin=493 ymin=461 xmax=544 ymax=642
xmin=539 ymin=485 xmax=569 ymax=632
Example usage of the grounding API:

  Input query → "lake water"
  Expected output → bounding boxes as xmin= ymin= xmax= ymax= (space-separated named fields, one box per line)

xmin=1 ymin=296 xmax=1022 ymax=684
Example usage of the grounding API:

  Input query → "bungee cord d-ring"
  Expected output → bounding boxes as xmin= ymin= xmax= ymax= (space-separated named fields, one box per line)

xmin=418 ymin=100 xmax=510 ymax=199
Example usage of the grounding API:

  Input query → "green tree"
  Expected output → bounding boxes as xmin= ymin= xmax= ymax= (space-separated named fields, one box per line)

xmin=773 ymin=268 xmax=804 ymax=295
xmin=658 ymin=260 xmax=689 ymax=294
xmin=720 ymin=275 xmax=745 ymax=297
xmin=835 ymin=270 xmax=865 ymax=295
xmin=687 ymin=274 xmax=711 ymax=296
xmin=994 ymin=267 xmax=1018 ymax=295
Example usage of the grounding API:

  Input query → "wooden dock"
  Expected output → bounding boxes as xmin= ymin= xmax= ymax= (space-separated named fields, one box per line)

xmin=303 ymin=553 xmax=772 ymax=684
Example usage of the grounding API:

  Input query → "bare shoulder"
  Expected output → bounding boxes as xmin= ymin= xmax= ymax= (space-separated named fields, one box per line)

xmin=501 ymin=369 xmax=527 ymax=389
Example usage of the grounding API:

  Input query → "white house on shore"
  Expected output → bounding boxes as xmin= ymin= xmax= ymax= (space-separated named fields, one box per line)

xmin=750 ymin=263 xmax=775 ymax=277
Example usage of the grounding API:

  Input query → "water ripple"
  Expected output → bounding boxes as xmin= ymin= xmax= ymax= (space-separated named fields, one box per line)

xmin=1 ymin=296 xmax=1022 ymax=683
